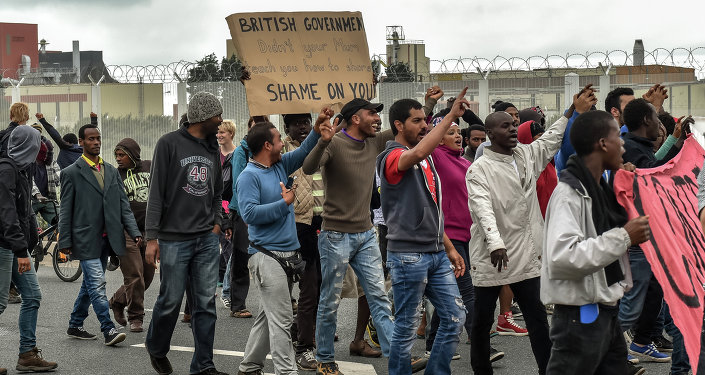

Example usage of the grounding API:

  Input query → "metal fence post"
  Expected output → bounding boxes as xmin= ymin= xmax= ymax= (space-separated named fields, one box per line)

xmin=177 ymin=82 xmax=188 ymax=124
xmin=564 ymin=73 xmax=580 ymax=110
xmin=478 ymin=70 xmax=490 ymax=120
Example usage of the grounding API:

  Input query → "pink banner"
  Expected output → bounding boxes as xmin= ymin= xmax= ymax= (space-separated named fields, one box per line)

xmin=614 ymin=137 xmax=705 ymax=372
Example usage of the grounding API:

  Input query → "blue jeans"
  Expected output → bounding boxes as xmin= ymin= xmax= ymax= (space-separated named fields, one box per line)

xmin=315 ymin=229 xmax=394 ymax=362
xmin=619 ymin=250 xmax=652 ymax=332
xmin=69 ymin=238 xmax=114 ymax=333
xmin=221 ymin=253 xmax=232 ymax=297
xmin=146 ymin=232 xmax=219 ymax=374
xmin=0 ymin=247 xmax=43 ymax=354
xmin=388 ymin=251 xmax=465 ymax=375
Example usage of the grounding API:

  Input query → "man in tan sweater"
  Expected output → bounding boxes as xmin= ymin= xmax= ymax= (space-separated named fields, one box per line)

xmin=302 ymin=98 xmax=394 ymax=375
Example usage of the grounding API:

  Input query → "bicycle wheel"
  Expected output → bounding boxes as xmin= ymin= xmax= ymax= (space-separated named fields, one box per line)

xmin=53 ymin=246 xmax=82 ymax=282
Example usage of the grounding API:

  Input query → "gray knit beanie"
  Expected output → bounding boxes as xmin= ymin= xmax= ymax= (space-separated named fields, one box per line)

xmin=187 ymin=92 xmax=223 ymax=124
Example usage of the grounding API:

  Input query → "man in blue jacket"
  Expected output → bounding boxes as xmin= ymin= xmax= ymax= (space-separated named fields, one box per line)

xmin=236 ymin=109 xmax=334 ymax=375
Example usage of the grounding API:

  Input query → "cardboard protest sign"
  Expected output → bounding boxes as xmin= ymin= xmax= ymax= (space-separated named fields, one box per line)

xmin=226 ymin=12 xmax=374 ymax=116
xmin=613 ymin=137 xmax=705 ymax=373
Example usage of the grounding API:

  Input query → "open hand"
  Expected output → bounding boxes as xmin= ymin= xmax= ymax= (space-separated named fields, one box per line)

xmin=490 ymin=248 xmax=509 ymax=273
xmin=446 ymin=248 xmax=466 ymax=278
xmin=643 ymin=84 xmax=668 ymax=109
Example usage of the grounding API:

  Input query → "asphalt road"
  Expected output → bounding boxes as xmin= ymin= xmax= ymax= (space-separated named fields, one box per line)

xmin=0 ymin=262 xmax=671 ymax=374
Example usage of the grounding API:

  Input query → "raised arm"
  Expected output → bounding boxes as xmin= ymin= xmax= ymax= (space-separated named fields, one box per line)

xmin=527 ymin=85 xmax=596 ymax=177
xmin=36 ymin=114 xmax=71 ymax=150
xmin=396 ymin=88 xmax=470 ymax=172
xmin=283 ymin=107 xmax=334 ymax=175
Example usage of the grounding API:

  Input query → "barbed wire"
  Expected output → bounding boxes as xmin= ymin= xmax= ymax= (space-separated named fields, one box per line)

xmin=1 ymin=47 xmax=703 ymax=85
xmin=428 ymin=47 xmax=705 ymax=79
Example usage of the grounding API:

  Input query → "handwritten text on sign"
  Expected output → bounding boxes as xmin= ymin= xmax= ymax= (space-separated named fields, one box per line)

xmin=226 ymin=12 xmax=374 ymax=115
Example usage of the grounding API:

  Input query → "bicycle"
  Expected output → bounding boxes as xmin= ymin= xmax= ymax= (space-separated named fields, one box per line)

xmin=31 ymin=200 xmax=82 ymax=282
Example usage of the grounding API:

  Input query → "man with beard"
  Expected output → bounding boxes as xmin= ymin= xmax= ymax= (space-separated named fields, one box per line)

xmin=145 ymin=92 xmax=229 ymax=375
xmin=59 ymin=123 xmax=142 ymax=347
xmin=236 ymin=109 xmax=334 ymax=375
xmin=377 ymin=90 xmax=469 ymax=374
xmin=466 ymin=86 xmax=596 ymax=375
xmin=303 ymin=97 xmax=429 ymax=375
xmin=463 ymin=124 xmax=486 ymax=163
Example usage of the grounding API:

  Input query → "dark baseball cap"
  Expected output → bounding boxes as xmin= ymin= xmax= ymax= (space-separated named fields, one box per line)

xmin=340 ymin=98 xmax=383 ymax=122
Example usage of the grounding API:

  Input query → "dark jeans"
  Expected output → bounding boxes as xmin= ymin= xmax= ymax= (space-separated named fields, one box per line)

xmin=111 ymin=231 xmax=155 ymax=323
xmin=146 ymin=232 xmax=219 ymax=374
xmin=471 ymin=277 xmax=551 ymax=375
xmin=218 ymin=232 xmax=232 ymax=283
xmin=296 ymin=216 xmax=322 ymax=353
xmin=229 ymin=213 xmax=251 ymax=311
xmin=426 ymin=239 xmax=474 ymax=351
xmin=377 ymin=224 xmax=388 ymax=278
xmin=546 ymin=304 xmax=626 ymax=375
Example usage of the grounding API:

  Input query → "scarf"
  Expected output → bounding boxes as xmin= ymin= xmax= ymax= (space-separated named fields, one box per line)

xmin=565 ymin=154 xmax=628 ymax=286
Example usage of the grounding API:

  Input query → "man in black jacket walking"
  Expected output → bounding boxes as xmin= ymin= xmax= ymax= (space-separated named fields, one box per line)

xmin=0 ymin=126 xmax=58 ymax=373
xmin=144 ymin=92 xmax=229 ymax=375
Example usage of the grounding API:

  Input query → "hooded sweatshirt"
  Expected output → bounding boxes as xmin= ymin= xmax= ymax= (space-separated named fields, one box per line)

xmin=517 ymin=120 xmax=558 ymax=218
xmin=0 ymin=126 xmax=41 ymax=257
xmin=145 ymin=125 xmax=223 ymax=241
xmin=115 ymin=138 xmax=151 ymax=233
xmin=431 ymin=144 xmax=472 ymax=242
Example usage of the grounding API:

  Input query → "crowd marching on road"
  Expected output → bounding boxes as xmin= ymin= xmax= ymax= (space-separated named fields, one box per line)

xmin=0 ymin=79 xmax=703 ymax=375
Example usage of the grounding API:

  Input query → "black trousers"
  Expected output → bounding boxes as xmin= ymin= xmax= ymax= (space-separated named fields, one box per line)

xmin=295 ymin=216 xmax=322 ymax=353
xmin=546 ymin=304 xmax=626 ymax=375
xmin=471 ymin=277 xmax=551 ymax=375
xmin=229 ymin=213 xmax=251 ymax=312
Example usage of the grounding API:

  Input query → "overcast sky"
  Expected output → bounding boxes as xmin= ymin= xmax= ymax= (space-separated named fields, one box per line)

xmin=2 ymin=0 xmax=703 ymax=67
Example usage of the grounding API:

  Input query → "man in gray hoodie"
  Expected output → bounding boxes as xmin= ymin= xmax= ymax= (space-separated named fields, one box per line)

xmin=541 ymin=110 xmax=650 ymax=375
xmin=0 ymin=126 xmax=58 ymax=373
xmin=145 ymin=92 xmax=229 ymax=375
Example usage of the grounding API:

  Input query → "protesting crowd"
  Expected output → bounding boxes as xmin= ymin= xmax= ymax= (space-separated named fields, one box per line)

xmin=0 ymin=79 xmax=703 ymax=375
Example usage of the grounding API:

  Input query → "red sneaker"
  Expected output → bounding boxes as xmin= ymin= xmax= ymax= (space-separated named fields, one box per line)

xmin=496 ymin=312 xmax=528 ymax=336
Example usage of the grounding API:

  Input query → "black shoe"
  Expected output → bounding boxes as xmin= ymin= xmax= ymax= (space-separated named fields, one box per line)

xmin=653 ymin=334 xmax=674 ymax=353
xmin=196 ymin=368 xmax=229 ymax=375
xmin=148 ymin=351 xmax=173 ymax=375
xmin=107 ymin=256 xmax=120 ymax=271
xmin=627 ymin=362 xmax=646 ymax=375
xmin=67 ymin=326 xmax=97 ymax=340
xmin=104 ymin=328 xmax=126 ymax=346
xmin=490 ymin=347 xmax=505 ymax=362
